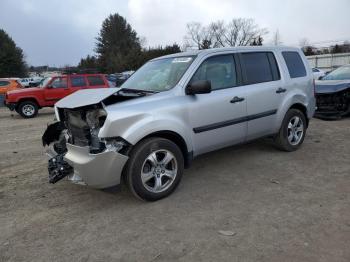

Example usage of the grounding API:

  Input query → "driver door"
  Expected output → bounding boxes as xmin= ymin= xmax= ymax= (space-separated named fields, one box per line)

xmin=187 ymin=54 xmax=248 ymax=156
xmin=44 ymin=76 xmax=69 ymax=105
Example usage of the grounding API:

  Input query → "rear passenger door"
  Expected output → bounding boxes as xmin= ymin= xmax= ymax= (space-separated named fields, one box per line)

xmin=239 ymin=52 xmax=284 ymax=140
xmin=69 ymin=75 xmax=88 ymax=94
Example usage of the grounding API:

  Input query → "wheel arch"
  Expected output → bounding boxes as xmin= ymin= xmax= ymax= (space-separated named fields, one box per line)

xmin=288 ymin=103 xmax=309 ymax=127
xmin=277 ymin=91 xmax=311 ymax=131
xmin=138 ymin=130 xmax=193 ymax=168
xmin=17 ymin=97 xmax=40 ymax=109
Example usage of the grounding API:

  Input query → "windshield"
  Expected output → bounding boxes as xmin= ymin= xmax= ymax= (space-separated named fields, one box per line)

xmin=39 ymin=77 xmax=52 ymax=87
xmin=323 ymin=65 xmax=350 ymax=80
xmin=121 ymin=56 xmax=194 ymax=92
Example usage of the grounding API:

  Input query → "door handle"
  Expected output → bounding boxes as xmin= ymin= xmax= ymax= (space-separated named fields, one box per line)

xmin=276 ymin=87 xmax=287 ymax=93
xmin=230 ymin=96 xmax=245 ymax=103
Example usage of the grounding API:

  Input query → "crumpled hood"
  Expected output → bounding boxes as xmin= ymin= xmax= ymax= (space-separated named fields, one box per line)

xmin=56 ymin=88 xmax=120 ymax=108
xmin=315 ymin=80 xmax=350 ymax=94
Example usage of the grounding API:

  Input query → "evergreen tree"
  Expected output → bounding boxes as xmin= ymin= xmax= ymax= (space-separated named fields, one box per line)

xmin=0 ymin=29 xmax=27 ymax=77
xmin=95 ymin=14 xmax=141 ymax=73
xmin=78 ymin=55 xmax=99 ymax=70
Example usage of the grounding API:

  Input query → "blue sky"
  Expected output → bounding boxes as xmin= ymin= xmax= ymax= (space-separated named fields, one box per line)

xmin=1 ymin=0 xmax=349 ymax=66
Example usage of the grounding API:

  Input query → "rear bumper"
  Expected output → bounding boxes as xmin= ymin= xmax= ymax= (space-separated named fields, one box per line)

xmin=64 ymin=143 xmax=128 ymax=189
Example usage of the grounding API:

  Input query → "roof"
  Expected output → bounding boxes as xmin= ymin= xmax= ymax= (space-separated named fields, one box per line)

xmin=153 ymin=46 xmax=302 ymax=61
xmin=60 ymin=73 xmax=105 ymax=76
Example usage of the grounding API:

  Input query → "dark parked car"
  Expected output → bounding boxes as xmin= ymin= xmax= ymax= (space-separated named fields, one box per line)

xmin=315 ymin=64 xmax=350 ymax=119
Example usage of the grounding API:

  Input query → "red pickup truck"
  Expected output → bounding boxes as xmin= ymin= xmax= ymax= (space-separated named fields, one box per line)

xmin=5 ymin=74 xmax=109 ymax=118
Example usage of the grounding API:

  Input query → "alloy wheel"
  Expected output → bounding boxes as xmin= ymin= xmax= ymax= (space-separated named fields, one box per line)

xmin=141 ymin=149 xmax=178 ymax=193
xmin=287 ymin=116 xmax=304 ymax=145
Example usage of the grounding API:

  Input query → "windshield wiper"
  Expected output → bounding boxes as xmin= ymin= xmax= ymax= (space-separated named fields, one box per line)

xmin=120 ymin=88 xmax=158 ymax=94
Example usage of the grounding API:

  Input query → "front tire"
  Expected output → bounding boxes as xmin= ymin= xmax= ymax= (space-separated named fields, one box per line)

xmin=274 ymin=109 xmax=307 ymax=151
xmin=125 ymin=137 xmax=184 ymax=201
xmin=18 ymin=101 xmax=38 ymax=118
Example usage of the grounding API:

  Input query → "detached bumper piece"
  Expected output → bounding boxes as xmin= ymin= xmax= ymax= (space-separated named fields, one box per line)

xmin=48 ymin=154 xmax=73 ymax=184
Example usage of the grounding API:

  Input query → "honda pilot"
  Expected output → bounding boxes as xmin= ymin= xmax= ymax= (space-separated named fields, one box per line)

xmin=43 ymin=47 xmax=315 ymax=201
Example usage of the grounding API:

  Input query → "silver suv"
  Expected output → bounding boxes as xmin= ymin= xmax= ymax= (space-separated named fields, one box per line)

xmin=42 ymin=46 xmax=315 ymax=201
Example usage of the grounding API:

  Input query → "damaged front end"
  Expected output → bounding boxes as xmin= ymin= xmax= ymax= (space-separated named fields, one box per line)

xmin=315 ymin=89 xmax=350 ymax=119
xmin=42 ymin=88 xmax=148 ymax=188
xmin=43 ymin=105 xmax=131 ymax=187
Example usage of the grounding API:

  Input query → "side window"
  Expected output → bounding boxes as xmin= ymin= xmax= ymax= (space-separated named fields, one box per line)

xmin=70 ymin=76 xmax=87 ymax=87
xmin=191 ymin=55 xmax=237 ymax=91
xmin=282 ymin=51 xmax=306 ymax=78
xmin=50 ymin=77 xmax=67 ymax=88
xmin=240 ymin=52 xmax=280 ymax=85
xmin=0 ymin=81 xmax=10 ymax=86
xmin=87 ymin=76 xmax=104 ymax=86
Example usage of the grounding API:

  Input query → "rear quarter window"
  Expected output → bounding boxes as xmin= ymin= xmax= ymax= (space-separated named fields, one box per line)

xmin=87 ymin=76 xmax=105 ymax=86
xmin=282 ymin=51 xmax=307 ymax=78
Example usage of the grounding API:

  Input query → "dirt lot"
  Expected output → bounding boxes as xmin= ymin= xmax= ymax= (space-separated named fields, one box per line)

xmin=0 ymin=107 xmax=349 ymax=262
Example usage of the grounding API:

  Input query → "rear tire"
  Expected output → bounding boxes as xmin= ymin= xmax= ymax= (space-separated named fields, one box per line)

xmin=274 ymin=109 xmax=306 ymax=152
xmin=18 ymin=101 xmax=38 ymax=118
xmin=125 ymin=137 xmax=184 ymax=201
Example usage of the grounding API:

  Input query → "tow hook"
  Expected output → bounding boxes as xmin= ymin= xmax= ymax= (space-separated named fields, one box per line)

xmin=48 ymin=154 xmax=73 ymax=183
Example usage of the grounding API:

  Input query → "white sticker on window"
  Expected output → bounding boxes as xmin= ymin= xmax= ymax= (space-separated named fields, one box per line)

xmin=172 ymin=57 xmax=192 ymax=63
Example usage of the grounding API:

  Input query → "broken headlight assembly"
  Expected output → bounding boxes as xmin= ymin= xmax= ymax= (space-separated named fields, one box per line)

xmin=85 ymin=108 xmax=107 ymax=154
xmin=85 ymin=108 xmax=130 ymax=155
xmin=102 ymin=137 xmax=131 ymax=155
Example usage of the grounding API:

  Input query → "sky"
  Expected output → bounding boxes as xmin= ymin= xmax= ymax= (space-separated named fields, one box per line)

xmin=1 ymin=0 xmax=349 ymax=66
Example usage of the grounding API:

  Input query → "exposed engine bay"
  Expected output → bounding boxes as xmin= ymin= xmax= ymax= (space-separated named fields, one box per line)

xmin=315 ymin=89 xmax=350 ymax=119
xmin=42 ymin=88 xmax=153 ymax=184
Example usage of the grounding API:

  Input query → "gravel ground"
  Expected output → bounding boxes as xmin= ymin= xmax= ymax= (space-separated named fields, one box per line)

xmin=0 ymin=107 xmax=349 ymax=262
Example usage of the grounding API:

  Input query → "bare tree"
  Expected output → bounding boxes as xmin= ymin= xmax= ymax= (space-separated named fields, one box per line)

xmin=184 ymin=22 xmax=215 ymax=50
xmin=139 ymin=36 xmax=147 ymax=50
xmin=184 ymin=18 xmax=267 ymax=49
xmin=299 ymin=38 xmax=309 ymax=48
xmin=299 ymin=38 xmax=310 ymax=54
xmin=208 ymin=20 xmax=226 ymax=47
xmin=272 ymin=29 xmax=282 ymax=46
xmin=224 ymin=18 xmax=267 ymax=46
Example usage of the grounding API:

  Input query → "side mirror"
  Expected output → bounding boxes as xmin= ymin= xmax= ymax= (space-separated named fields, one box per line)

xmin=186 ymin=80 xmax=211 ymax=95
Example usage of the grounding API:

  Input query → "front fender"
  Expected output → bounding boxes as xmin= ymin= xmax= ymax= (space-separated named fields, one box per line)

xmin=98 ymin=112 xmax=193 ymax=152
xmin=16 ymin=96 xmax=40 ymax=104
